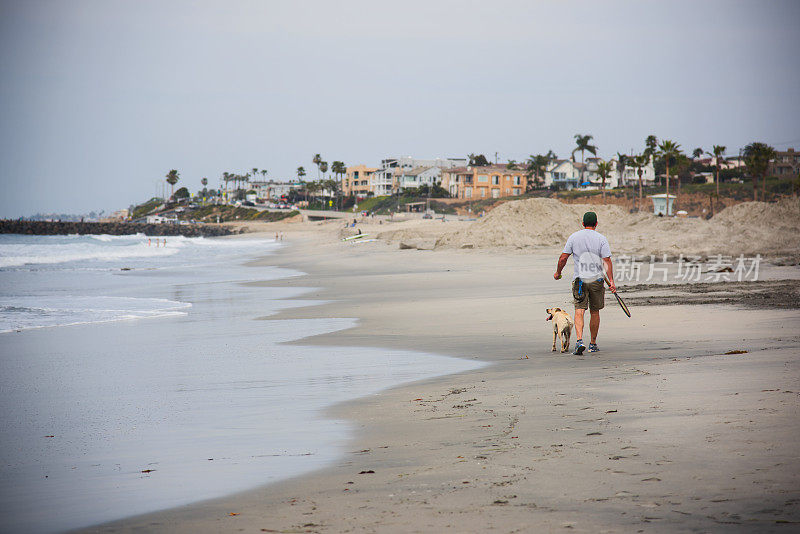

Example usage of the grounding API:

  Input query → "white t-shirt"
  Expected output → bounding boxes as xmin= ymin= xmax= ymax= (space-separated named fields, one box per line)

xmin=562 ymin=228 xmax=611 ymax=281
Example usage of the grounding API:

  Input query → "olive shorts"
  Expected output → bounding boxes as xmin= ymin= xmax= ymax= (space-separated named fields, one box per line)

xmin=573 ymin=279 xmax=605 ymax=310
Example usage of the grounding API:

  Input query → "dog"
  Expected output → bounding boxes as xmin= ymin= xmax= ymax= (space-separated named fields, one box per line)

xmin=546 ymin=307 xmax=573 ymax=353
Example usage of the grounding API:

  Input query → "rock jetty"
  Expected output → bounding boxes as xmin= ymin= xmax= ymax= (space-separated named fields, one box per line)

xmin=0 ymin=220 xmax=241 ymax=237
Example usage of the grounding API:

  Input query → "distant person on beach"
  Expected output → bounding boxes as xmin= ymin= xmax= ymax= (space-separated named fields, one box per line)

xmin=553 ymin=211 xmax=616 ymax=355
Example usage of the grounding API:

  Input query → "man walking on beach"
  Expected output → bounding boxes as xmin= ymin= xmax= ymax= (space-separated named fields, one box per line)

xmin=553 ymin=211 xmax=617 ymax=355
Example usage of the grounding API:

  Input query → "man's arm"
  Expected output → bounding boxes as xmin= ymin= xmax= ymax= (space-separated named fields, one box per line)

xmin=554 ymin=252 xmax=570 ymax=280
xmin=602 ymin=257 xmax=616 ymax=293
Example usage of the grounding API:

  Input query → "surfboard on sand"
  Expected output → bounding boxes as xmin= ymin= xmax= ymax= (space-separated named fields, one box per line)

xmin=342 ymin=233 xmax=369 ymax=241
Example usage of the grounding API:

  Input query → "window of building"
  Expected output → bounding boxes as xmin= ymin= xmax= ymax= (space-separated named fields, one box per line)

xmin=513 ymin=188 xmax=521 ymax=195
xmin=478 ymin=175 xmax=488 ymax=182
xmin=492 ymin=175 xmax=499 ymax=185
xmin=514 ymin=176 xmax=521 ymax=185
xmin=481 ymin=188 xmax=486 ymax=197
xmin=492 ymin=189 xmax=499 ymax=198
xmin=465 ymin=187 xmax=472 ymax=198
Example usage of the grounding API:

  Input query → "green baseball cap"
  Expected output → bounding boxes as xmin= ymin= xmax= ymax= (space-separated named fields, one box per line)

xmin=583 ymin=211 xmax=597 ymax=226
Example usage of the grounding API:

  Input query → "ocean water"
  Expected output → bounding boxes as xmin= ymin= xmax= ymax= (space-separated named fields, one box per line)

xmin=0 ymin=234 xmax=484 ymax=533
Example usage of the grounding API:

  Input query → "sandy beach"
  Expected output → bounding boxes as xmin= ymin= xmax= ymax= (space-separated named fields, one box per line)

xmin=77 ymin=202 xmax=800 ymax=534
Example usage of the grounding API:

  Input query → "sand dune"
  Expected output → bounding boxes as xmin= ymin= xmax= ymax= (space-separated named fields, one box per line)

xmin=384 ymin=197 xmax=800 ymax=258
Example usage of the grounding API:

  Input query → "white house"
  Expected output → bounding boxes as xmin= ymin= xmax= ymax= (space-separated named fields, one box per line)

xmin=612 ymin=156 xmax=656 ymax=187
xmin=544 ymin=160 xmax=583 ymax=189
xmin=545 ymin=156 xmax=656 ymax=190
xmin=370 ymin=156 xmax=466 ymax=195
xmin=146 ymin=215 xmax=177 ymax=224
xmin=394 ymin=166 xmax=442 ymax=191
xmin=249 ymin=180 xmax=303 ymax=201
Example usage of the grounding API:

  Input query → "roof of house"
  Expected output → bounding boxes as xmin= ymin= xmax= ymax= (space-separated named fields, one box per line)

xmin=398 ymin=166 xmax=436 ymax=177
xmin=444 ymin=164 xmax=525 ymax=174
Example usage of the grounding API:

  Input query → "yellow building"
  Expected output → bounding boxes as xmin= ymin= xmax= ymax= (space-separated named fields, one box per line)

xmin=441 ymin=165 xmax=528 ymax=199
xmin=343 ymin=165 xmax=378 ymax=198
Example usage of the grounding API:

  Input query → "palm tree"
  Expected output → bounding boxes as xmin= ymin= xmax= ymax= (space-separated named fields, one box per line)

xmin=331 ymin=161 xmax=346 ymax=209
xmin=260 ymin=169 xmax=268 ymax=181
xmin=319 ymin=161 xmax=328 ymax=179
xmin=572 ymin=134 xmax=597 ymax=185
xmin=506 ymin=159 xmax=518 ymax=170
xmin=743 ymin=142 xmax=776 ymax=201
xmin=708 ymin=145 xmax=726 ymax=199
xmin=643 ymin=135 xmax=658 ymax=181
xmin=595 ymin=161 xmax=613 ymax=200
xmin=645 ymin=135 xmax=658 ymax=157
xmin=296 ymin=166 xmax=306 ymax=180
xmin=572 ymin=134 xmax=597 ymax=163
xmin=252 ymin=168 xmax=259 ymax=181
xmin=616 ymin=152 xmax=629 ymax=188
xmin=692 ymin=147 xmax=704 ymax=160
xmin=630 ymin=153 xmax=647 ymax=211
xmin=331 ymin=161 xmax=346 ymax=180
xmin=165 ymin=169 xmax=179 ymax=198
xmin=527 ymin=154 xmax=551 ymax=189
xmin=307 ymin=180 xmax=318 ymax=205
xmin=312 ymin=154 xmax=322 ymax=180
xmin=221 ymin=172 xmax=229 ymax=201
xmin=658 ymin=140 xmax=683 ymax=213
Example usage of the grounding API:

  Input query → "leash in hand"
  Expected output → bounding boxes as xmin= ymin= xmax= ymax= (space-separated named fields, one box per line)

xmin=603 ymin=273 xmax=631 ymax=317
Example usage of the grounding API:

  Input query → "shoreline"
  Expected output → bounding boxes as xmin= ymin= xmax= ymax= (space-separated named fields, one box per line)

xmin=81 ymin=226 xmax=800 ymax=533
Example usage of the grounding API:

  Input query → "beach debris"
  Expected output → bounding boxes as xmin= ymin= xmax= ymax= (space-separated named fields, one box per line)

xmin=412 ymin=398 xmax=423 ymax=401
xmin=724 ymin=350 xmax=748 ymax=355
xmin=141 ymin=469 xmax=155 ymax=474
xmin=586 ymin=432 xmax=603 ymax=436
xmin=606 ymin=410 xmax=618 ymax=413
xmin=44 ymin=435 xmax=54 ymax=438
xmin=358 ymin=470 xmax=375 ymax=474
xmin=519 ymin=354 xmax=529 ymax=359
xmin=227 ymin=512 xmax=240 ymax=516
xmin=352 ymin=449 xmax=371 ymax=454
xmin=493 ymin=499 xmax=509 ymax=505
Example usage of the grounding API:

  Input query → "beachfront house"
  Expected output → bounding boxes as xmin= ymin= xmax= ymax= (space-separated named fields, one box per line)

xmin=544 ymin=160 xmax=582 ymax=189
xmin=343 ymin=165 xmax=377 ymax=199
xmin=614 ymin=156 xmax=656 ymax=187
xmin=368 ymin=156 xmax=466 ymax=196
xmin=249 ymin=180 xmax=303 ymax=202
xmin=769 ymin=147 xmax=800 ymax=178
xmin=440 ymin=165 xmax=527 ymax=199
xmin=393 ymin=166 xmax=441 ymax=192
xmin=545 ymin=156 xmax=655 ymax=190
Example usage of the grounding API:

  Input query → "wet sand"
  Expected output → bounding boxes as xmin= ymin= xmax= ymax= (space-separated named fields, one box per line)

xmin=82 ymin=224 xmax=800 ymax=533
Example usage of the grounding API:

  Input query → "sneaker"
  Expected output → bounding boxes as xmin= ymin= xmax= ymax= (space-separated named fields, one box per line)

xmin=588 ymin=343 xmax=599 ymax=353
xmin=573 ymin=340 xmax=585 ymax=355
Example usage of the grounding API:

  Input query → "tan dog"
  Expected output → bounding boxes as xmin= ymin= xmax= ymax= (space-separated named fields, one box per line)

xmin=546 ymin=307 xmax=574 ymax=353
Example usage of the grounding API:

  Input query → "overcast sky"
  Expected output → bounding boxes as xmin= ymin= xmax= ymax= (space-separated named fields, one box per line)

xmin=1 ymin=0 xmax=798 ymax=217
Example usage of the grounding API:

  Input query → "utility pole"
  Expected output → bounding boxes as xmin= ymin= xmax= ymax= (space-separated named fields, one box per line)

xmin=495 ymin=152 xmax=498 ymax=164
